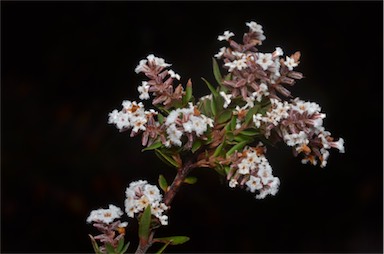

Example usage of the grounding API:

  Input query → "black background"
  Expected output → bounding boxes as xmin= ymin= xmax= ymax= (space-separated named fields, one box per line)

xmin=1 ymin=1 xmax=383 ymax=253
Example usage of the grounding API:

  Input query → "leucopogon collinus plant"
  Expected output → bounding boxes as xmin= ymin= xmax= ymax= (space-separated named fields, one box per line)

xmin=87 ymin=21 xmax=345 ymax=254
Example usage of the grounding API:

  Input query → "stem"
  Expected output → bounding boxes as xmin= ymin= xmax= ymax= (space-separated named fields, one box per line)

xmin=164 ymin=159 xmax=195 ymax=206
xmin=134 ymin=157 xmax=196 ymax=254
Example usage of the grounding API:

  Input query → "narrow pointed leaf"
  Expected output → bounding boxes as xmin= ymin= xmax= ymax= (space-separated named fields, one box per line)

xmin=157 ymin=113 xmax=164 ymax=125
xmin=201 ymin=77 xmax=219 ymax=98
xmin=217 ymin=109 xmax=232 ymax=124
xmin=234 ymin=134 xmax=253 ymax=143
xmin=155 ymin=242 xmax=171 ymax=254
xmin=120 ymin=242 xmax=130 ymax=254
xmin=155 ymin=149 xmax=179 ymax=168
xmin=138 ymin=205 xmax=152 ymax=241
xmin=154 ymin=236 xmax=190 ymax=245
xmin=105 ymin=243 xmax=115 ymax=254
xmin=191 ymin=139 xmax=202 ymax=153
xmin=184 ymin=176 xmax=197 ymax=184
xmin=245 ymin=105 xmax=260 ymax=125
xmin=240 ymin=128 xmax=260 ymax=136
xmin=142 ymin=140 xmax=162 ymax=151
xmin=182 ymin=79 xmax=193 ymax=105
xmin=158 ymin=175 xmax=168 ymax=192
xmin=210 ymin=96 xmax=218 ymax=116
xmin=212 ymin=58 xmax=223 ymax=86
xmin=213 ymin=142 xmax=224 ymax=157
xmin=230 ymin=116 xmax=237 ymax=131
xmin=226 ymin=140 xmax=250 ymax=157
xmin=116 ymin=237 xmax=125 ymax=253
xmin=89 ymin=235 xmax=103 ymax=254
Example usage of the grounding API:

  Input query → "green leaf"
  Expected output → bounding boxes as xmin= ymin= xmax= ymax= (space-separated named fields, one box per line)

xmin=154 ymin=236 xmax=190 ymax=245
xmin=213 ymin=142 xmax=225 ymax=157
xmin=155 ymin=149 xmax=179 ymax=168
xmin=105 ymin=243 xmax=115 ymax=254
xmin=142 ymin=140 xmax=162 ymax=152
xmin=234 ymin=134 xmax=253 ymax=143
xmin=191 ymin=139 xmax=202 ymax=153
xmin=224 ymin=166 xmax=231 ymax=175
xmin=138 ymin=205 xmax=152 ymax=242
xmin=245 ymin=105 xmax=260 ymax=125
xmin=216 ymin=109 xmax=232 ymax=124
xmin=224 ymin=73 xmax=232 ymax=81
xmin=226 ymin=140 xmax=250 ymax=157
xmin=155 ymin=242 xmax=171 ymax=254
xmin=210 ymin=96 xmax=218 ymax=116
xmin=213 ymin=165 xmax=225 ymax=176
xmin=184 ymin=176 xmax=197 ymax=184
xmin=212 ymin=58 xmax=223 ymax=86
xmin=120 ymin=242 xmax=130 ymax=254
xmin=240 ymin=128 xmax=260 ymax=136
xmin=201 ymin=77 xmax=219 ymax=98
xmin=198 ymin=97 xmax=213 ymax=117
xmin=226 ymin=131 xmax=234 ymax=141
xmin=157 ymin=113 xmax=164 ymax=125
xmin=182 ymin=79 xmax=193 ymax=105
xmin=230 ymin=116 xmax=237 ymax=131
xmin=158 ymin=175 xmax=168 ymax=192
xmin=89 ymin=235 xmax=103 ymax=254
xmin=116 ymin=237 xmax=125 ymax=253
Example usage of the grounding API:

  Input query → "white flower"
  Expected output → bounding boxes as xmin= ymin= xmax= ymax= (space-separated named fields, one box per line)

xmin=284 ymin=56 xmax=298 ymax=71
xmin=168 ymin=69 xmax=181 ymax=80
xmin=131 ymin=116 xmax=147 ymax=133
xmin=166 ymin=124 xmax=183 ymax=146
xmin=229 ymin=178 xmax=238 ymax=188
xmin=256 ymin=53 xmax=274 ymax=70
xmin=147 ymin=54 xmax=171 ymax=68
xmin=284 ymin=131 xmax=308 ymax=147
xmin=214 ymin=47 xmax=227 ymax=59
xmin=330 ymin=138 xmax=345 ymax=153
xmin=237 ymin=161 xmax=250 ymax=175
xmin=190 ymin=115 xmax=208 ymax=136
xmin=159 ymin=215 xmax=168 ymax=226
xmin=135 ymin=59 xmax=148 ymax=74
xmin=246 ymin=175 xmax=263 ymax=193
xmin=257 ymin=167 xmax=273 ymax=185
xmin=253 ymin=113 xmax=263 ymax=128
xmin=246 ymin=21 xmax=264 ymax=33
xmin=273 ymin=47 xmax=284 ymax=57
xmin=218 ymin=30 xmax=235 ymax=41
xmin=108 ymin=109 xmax=120 ymax=124
xmin=220 ymin=91 xmax=232 ymax=108
xmin=182 ymin=120 xmax=194 ymax=133
xmin=224 ymin=58 xmax=248 ymax=72
xmin=143 ymin=184 xmax=161 ymax=203
xmin=138 ymin=81 xmax=150 ymax=100
xmin=165 ymin=109 xmax=181 ymax=126
xmin=320 ymin=148 xmax=330 ymax=168
xmin=115 ymin=112 xmax=130 ymax=130
xmin=118 ymin=222 xmax=128 ymax=228
xmin=86 ymin=204 xmax=123 ymax=224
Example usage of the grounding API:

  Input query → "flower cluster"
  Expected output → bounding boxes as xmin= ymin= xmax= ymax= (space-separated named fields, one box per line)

xmin=215 ymin=21 xmax=303 ymax=102
xmin=252 ymin=98 xmax=345 ymax=167
xmin=164 ymin=103 xmax=213 ymax=148
xmin=125 ymin=180 xmax=169 ymax=226
xmin=87 ymin=205 xmax=128 ymax=253
xmin=227 ymin=145 xmax=280 ymax=199
xmin=135 ymin=54 xmax=183 ymax=107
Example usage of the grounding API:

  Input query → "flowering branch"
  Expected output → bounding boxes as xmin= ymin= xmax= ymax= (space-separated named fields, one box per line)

xmin=87 ymin=20 xmax=345 ymax=254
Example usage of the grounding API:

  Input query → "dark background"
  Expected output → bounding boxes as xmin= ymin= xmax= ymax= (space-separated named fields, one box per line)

xmin=1 ymin=1 xmax=383 ymax=253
